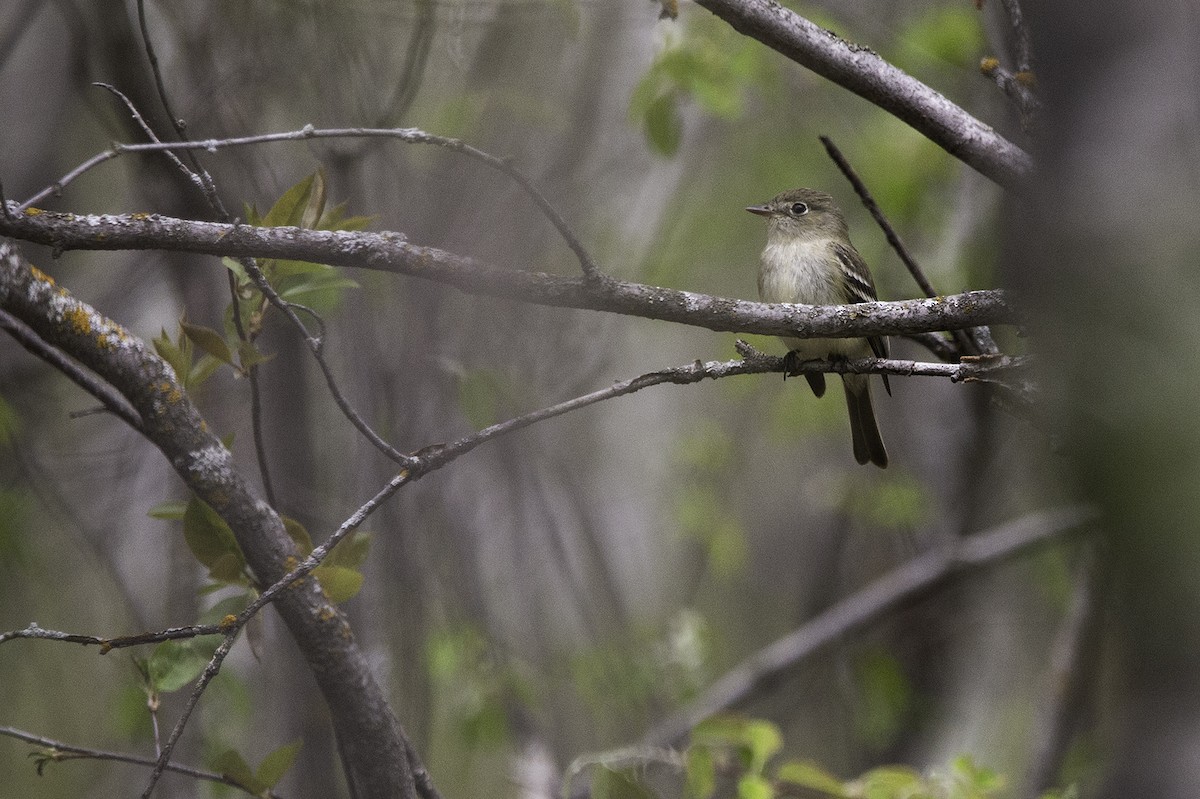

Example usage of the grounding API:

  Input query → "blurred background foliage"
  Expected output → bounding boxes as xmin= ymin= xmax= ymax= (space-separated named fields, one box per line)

xmin=0 ymin=1 xmax=1085 ymax=797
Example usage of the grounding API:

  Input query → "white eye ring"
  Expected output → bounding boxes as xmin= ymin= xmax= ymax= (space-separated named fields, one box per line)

xmin=789 ymin=202 xmax=809 ymax=216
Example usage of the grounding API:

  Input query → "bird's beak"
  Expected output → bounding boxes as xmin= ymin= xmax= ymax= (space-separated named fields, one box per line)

xmin=745 ymin=205 xmax=772 ymax=217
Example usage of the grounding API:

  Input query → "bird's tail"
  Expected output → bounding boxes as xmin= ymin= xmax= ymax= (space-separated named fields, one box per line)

xmin=843 ymin=374 xmax=888 ymax=468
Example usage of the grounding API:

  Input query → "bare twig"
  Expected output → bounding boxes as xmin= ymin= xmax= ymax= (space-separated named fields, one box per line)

xmin=0 ymin=726 xmax=284 ymax=798
xmin=0 ymin=307 xmax=144 ymax=432
xmin=91 ymin=82 xmax=204 ymax=194
xmin=979 ymin=57 xmax=1040 ymax=132
xmin=19 ymin=125 xmax=600 ymax=278
xmin=0 ymin=621 xmax=223 ymax=650
xmin=819 ymin=135 xmax=988 ymax=357
xmin=640 ymin=505 xmax=1098 ymax=746
xmin=997 ymin=0 xmax=1034 ymax=74
xmin=819 ymin=136 xmax=938 ymax=300
xmin=1023 ymin=549 xmax=1103 ymax=797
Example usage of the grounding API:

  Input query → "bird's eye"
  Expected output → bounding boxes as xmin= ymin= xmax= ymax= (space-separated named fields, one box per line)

xmin=789 ymin=202 xmax=809 ymax=216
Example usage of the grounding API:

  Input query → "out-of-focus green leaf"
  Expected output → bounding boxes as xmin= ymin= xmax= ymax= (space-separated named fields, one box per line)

xmin=147 ymin=640 xmax=208 ymax=693
xmin=737 ymin=774 xmax=773 ymax=799
xmin=896 ymin=5 xmax=984 ymax=69
xmin=256 ymin=739 xmax=303 ymax=789
xmin=212 ymin=748 xmax=259 ymax=793
xmin=283 ymin=516 xmax=313 ymax=555
xmin=643 ymin=93 xmax=683 ymax=156
xmin=592 ymin=767 xmax=655 ymax=799
xmin=843 ymin=473 xmax=929 ymax=529
xmin=183 ymin=496 xmax=245 ymax=575
xmin=326 ymin=530 xmax=370 ymax=568
xmin=743 ymin=719 xmax=782 ymax=773
xmin=777 ymin=760 xmax=848 ymax=796
xmin=237 ymin=340 xmax=275 ymax=370
xmin=854 ymin=649 xmax=912 ymax=749
xmin=313 ymin=564 xmax=365 ymax=603
xmin=685 ymin=746 xmax=717 ymax=799
xmin=147 ymin=500 xmax=188 ymax=520
xmin=847 ymin=765 xmax=923 ymax=798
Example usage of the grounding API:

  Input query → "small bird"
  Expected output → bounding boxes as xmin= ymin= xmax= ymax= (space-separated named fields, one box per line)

xmin=746 ymin=188 xmax=890 ymax=468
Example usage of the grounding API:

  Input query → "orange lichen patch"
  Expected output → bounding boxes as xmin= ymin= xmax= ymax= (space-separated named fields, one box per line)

xmin=1015 ymin=70 xmax=1036 ymax=87
xmin=131 ymin=212 xmax=151 ymax=221
xmin=219 ymin=614 xmax=239 ymax=631
xmin=318 ymin=606 xmax=338 ymax=622
xmin=28 ymin=265 xmax=55 ymax=285
xmin=23 ymin=207 xmax=43 ymax=216
xmin=63 ymin=305 xmax=93 ymax=336
xmin=979 ymin=56 xmax=1000 ymax=75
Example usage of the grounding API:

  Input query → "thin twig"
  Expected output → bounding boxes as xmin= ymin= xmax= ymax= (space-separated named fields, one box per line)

xmin=19 ymin=125 xmax=600 ymax=277
xmin=979 ymin=57 xmax=1040 ymax=132
xmin=1023 ymin=548 xmax=1103 ymax=797
xmin=0 ymin=621 xmax=224 ymax=650
xmin=91 ymin=82 xmax=204 ymax=193
xmin=0 ymin=726 xmax=284 ymax=798
xmin=997 ymin=0 xmax=1034 ymax=74
xmin=0 ymin=308 xmax=144 ymax=432
xmin=819 ymin=135 xmax=986 ymax=357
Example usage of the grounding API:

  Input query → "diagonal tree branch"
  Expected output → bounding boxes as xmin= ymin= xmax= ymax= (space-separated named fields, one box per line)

xmin=0 ymin=209 xmax=1017 ymax=343
xmin=692 ymin=0 xmax=1032 ymax=189
xmin=640 ymin=505 xmax=1097 ymax=747
xmin=0 ymin=240 xmax=418 ymax=799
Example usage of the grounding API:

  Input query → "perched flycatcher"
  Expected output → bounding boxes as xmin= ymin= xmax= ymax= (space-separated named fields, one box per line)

xmin=746 ymin=188 xmax=890 ymax=468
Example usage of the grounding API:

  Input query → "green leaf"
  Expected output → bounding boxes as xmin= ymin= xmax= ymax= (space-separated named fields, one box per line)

xmin=222 ymin=256 xmax=251 ymax=286
xmin=147 ymin=640 xmax=208 ymax=693
xmin=643 ymin=93 xmax=683 ymax=156
xmin=256 ymin=739 xmax=303 ymax=789
xmin=208 ymin=551 xmax=248 ymax=584
xmin=326 ymin=530 xmax=370 ymax=568
xmin=188 ymin=353 xmax=223 ymax=387
xmin=152 ymin=328 xmax=188 ymax=382
xmin=299 ymin=169 xmax=327 ymax=230
xmin=180 ymin=321 xmax=234 ymax=366
xmin=592 ymin=767 xmax=655 ymax=799
xmin=278 ymin=272 xmax=360 ymax=312
xmin=212 ymin=748 xmax=261 ymax=793
xmin=261 ymin=173 xmax=318 ymax=229
xmin=237 ymin=340 xmax=276 ymax=370
xmin=313 ymin=564 xmax=364 ymax=603
xmin=685 ymin=746 xmax=717 ymax=799
xmin=147 ymin=500 xmax=188 ymax=520
xmin=849 ymin=765 xmax=922 ymax=798
xmin=854 ymin=649 xmax=912 ymax=749
xmin=283 ymin=516 xmax=313 ymax=555
xmin=737 ymin=774 xmax=773 ymax=799
xmin=743 ymin=720 xmax=782 ymax=774
xmin=200 ymin=593 xmax=252 ymax=625
xmin=183 ymin=496 xmax=245 ymax=571
xmin=777 ymin=761 xmax=847 ymax=797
